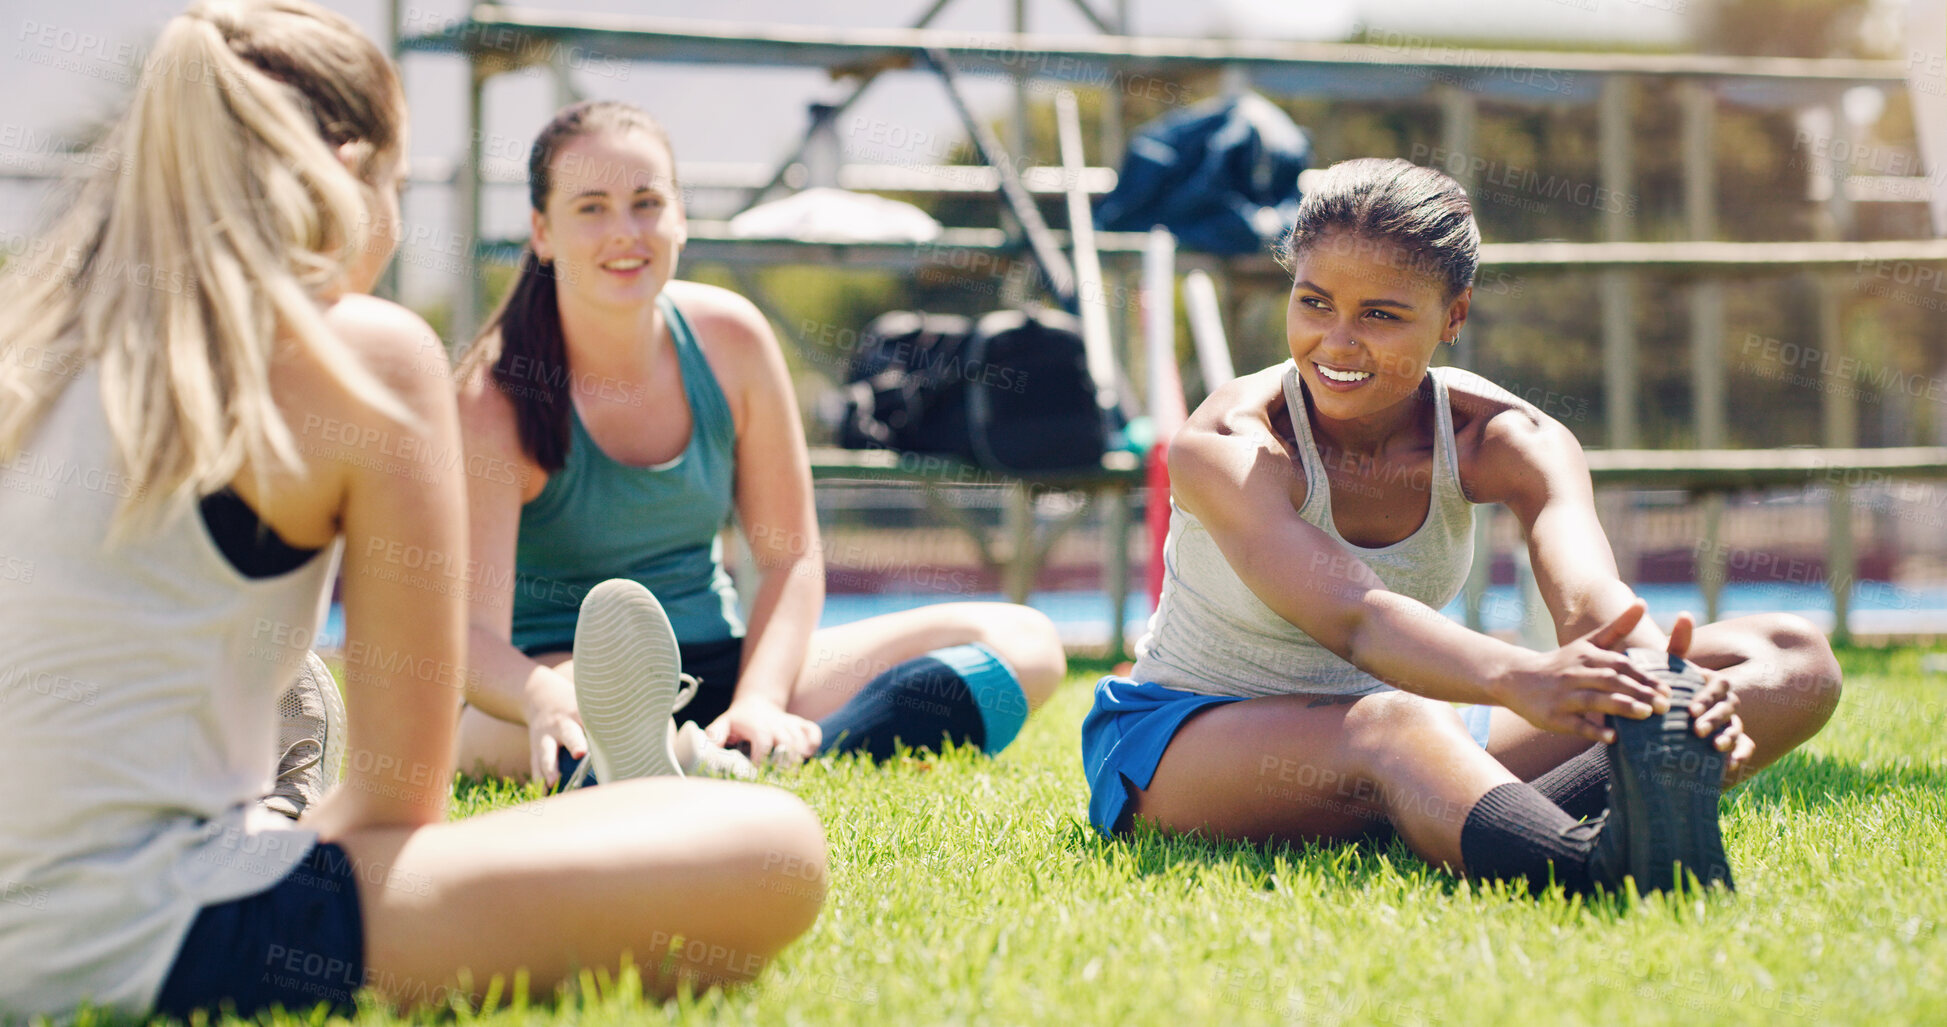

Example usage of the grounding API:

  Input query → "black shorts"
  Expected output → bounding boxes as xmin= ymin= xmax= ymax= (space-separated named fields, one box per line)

xmin=520 ymin=634 xmax=745 ymax=727
xmin=153 ymin=841 xmax=366 ymax=1019
xmin=676 ymin=636 xmax=744 ymax=727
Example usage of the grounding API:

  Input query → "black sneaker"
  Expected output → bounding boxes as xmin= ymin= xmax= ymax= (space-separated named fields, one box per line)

xmin=1597 ymin=648 xmax=1734 ymax=893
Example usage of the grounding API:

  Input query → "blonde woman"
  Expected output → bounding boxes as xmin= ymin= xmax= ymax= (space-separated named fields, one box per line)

xmin=0 ymin=2 xmax=822 ymax=1020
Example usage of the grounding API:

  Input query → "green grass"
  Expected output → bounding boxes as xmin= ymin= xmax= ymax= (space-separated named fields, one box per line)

xmin=130 ymin=648 xmax=1947 ymax=1026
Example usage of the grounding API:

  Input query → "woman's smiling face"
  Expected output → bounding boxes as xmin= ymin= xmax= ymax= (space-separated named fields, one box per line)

xmin=530 ymin=127 xmax=686 ymax=311
xmin=1285 ymin=232 xmax=1470 ymax=424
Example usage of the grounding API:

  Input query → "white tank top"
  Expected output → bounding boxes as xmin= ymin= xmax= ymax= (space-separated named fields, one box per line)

xmin=0 ymin=366 xmax=338 ymax=1019
xmin=1130 ymin=363 xmax=1485 ymax=698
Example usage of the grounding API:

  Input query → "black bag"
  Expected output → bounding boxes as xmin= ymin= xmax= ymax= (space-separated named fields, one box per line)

xmin=836 ymin=311 xmax=972 ymax=454
xmin=838 ymin=307 xmax=1107 ymax=473
xmin=960 ymin=308 xmax=1106 ymax=472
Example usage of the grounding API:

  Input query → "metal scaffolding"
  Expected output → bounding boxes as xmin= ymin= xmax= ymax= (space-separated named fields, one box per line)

xmin=389 ymin=2 xmax=1947 ymax=648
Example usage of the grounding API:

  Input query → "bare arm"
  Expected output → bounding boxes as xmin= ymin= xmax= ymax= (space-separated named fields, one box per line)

xmin=1465 ymin=404 xmax=1665 ymax=650
xmin=679 ymin=284 xmax=824 ymax=761
xmin=302 ymin=299 xmax=468 ymax=837
xmin=455 ymin=365 xmax=589 ymax=783
xmin=1466 ymin=399 xmax=1744 ymax=756
xmin=1172 ymin=375 xmax=1664 ymax=742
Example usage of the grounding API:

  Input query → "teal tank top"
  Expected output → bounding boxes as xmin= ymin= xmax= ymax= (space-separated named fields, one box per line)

xmin=510 ymin=294 xmax=744 ymax=653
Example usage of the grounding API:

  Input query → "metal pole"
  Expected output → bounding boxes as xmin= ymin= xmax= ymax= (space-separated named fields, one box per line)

xmin=1598 ymin=74 xmax=1639 ymax=591
xmin=1057 ymin=90 xmax=1120 ymax=415
xmin=1465 ymin=505 xmax=1493 ymax=633
xmin=1442 ymin=80 xmax=1495 ymax=630
xmin=1908 ymin=0 xmax=1947 ymax=235
xmin=454 ymin=61 xmax=485 ymax=350
xmin=1438 ymin=85 xmax=1477 ymax=193
xmin=1182 ymin=270 xmax=1234 ymax=389
xmin=375 ymin=0 xmax=404 ymax=302
xmin=1004 ymin=483 xmax=1035 ymax=604
xmin=1683 ymin=79 xmax=1727 ymax=624
xmin=731 ymin=0 xmax=961 ymax=216
xmin=1103 ymin=482 xmax=1131 ymax=660
xmin=1812 ymin=99 xmax=1858 ymax=642
xmin=1822 ymin=274 xmax=1856 ymax=643
xmin=1098 ymin=0 xmax=1128 ymax=170
xmin=1600 ymin=75 xmax=1638 ymax=449
xmin=927 ymin=48 xmax=1078 ymax=302
xmin=1011 ymin=0 xmax=1030 ymax=164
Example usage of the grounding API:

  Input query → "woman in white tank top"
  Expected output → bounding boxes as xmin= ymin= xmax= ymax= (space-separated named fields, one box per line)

xmin=0 ymin=2 xmax=822 ymax=1020
xmin=1082 ymin=158 xmax=1843 ymax=896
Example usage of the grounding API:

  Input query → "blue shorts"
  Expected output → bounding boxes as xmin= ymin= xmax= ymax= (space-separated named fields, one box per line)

xmin=1079 ymin=677 xmax=1497 ymax=836
xmin=153 ymin=841 xmax=366 ymax=1019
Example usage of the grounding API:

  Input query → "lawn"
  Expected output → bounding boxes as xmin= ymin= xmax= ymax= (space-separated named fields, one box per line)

xmin=128 ymin=646 xmax=1946 ymax=1026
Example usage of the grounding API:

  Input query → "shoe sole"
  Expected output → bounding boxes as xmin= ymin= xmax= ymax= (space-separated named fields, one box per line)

xmin=1608 ymin=648 xmax=1734 ymax=892
xmin=572 ymin=579 xmax=684 ymax=781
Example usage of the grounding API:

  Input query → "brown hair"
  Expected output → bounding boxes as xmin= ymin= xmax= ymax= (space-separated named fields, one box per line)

xmin=457 ymin=100 xmax=674 ymax=471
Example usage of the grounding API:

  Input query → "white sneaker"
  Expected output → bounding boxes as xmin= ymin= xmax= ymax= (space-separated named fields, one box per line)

xmin=673 ymin=720 xmax=759 ymax=780
xmin=572 ymin=579 xmax=686 ymax=781
xmin=263 ymin=652 xmax=345 ymax=820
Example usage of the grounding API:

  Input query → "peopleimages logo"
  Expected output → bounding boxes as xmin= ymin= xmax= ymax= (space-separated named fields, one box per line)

xmin=1408 ymin=144 xmax=1637 ymax=216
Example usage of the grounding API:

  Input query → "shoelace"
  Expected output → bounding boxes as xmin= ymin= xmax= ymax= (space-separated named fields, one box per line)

xmin=274 ymin=738 xmax=324 ymax=782
xmin=673 ymin=673 xmax=700 ymax=713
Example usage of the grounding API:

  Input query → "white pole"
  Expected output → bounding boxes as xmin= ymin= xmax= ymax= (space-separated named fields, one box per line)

xmin=1182 ymin=269 xmax=1234 ymax=390
xmin=1143 ymin=228 xmax=1181 ymax=426
xmin=1055 ymin=89 xmax=1119 ymax=413
xmin=1910 ymin=0 xmax=1947 ymax=236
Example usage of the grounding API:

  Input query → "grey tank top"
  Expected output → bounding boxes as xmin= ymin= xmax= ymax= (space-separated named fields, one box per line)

xmin=0 ymin=365 xmax=336 ymax=1018
xmin=1130 ymin=362 xmax=1480 ymax=698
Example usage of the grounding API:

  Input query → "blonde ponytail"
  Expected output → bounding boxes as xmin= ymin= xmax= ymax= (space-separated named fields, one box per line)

xmin=0 ymin=0 xmax=410 ymax=536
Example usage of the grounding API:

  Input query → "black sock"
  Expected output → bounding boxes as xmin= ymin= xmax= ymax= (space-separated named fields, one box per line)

xmin=1459 ymin=782 xmax=1598 ymax=894
xmin=815 ymin=653 xmax=989 ymax=761
xmin=1527 ymin=745 xmax=1611 ymax=821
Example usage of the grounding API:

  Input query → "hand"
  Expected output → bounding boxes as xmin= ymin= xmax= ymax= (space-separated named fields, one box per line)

xmin=706 ymin=698 xmax=822 ymax=765
xmin=1665 ymin=612 xmax=1755 ymax=779
xmin=520 ymin=669 xmax=588 ymax=789
xmin=1497 ymin=599 xmax=1673 ymax=745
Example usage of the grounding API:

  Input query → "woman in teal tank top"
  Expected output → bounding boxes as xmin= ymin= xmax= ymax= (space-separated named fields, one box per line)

xmin=453 ymin=101 xmax=1065 ymax=785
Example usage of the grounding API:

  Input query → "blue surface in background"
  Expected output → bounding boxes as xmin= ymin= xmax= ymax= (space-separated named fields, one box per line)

xmin=317 ymin=580 xmax=1947 ymax=650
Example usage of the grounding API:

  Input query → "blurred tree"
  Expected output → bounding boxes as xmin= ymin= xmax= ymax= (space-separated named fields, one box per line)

xmin=1704 ymin=0 xmax=1876 ymax=57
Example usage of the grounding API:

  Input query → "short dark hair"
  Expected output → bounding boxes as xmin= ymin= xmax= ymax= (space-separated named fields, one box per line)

xmin=1280 ymin=158 xmax=1479 ymax=299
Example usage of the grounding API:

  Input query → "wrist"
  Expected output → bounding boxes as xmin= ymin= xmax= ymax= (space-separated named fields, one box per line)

xmin=727 ymin=694 xmax=784 ymax=714
xmin=729 ymin=666 xmax=795 ymax=710
xmin=519 ymin=667 xmax=574 ymax=719
xmin=1483 ymin=645 xmax=1536 ymax=706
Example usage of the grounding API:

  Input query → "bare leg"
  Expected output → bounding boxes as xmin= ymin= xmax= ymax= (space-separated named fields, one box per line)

xmin=1131 ymin=690 xmax=1520 ymax=873
xmin=457 ymin=604 xmax=1070 ymax=774
xmin=335 ymin=777 xmax=825 ymax=1006
xmin=1680 ymin=612 xmax=1843 ymax=782
xmin=454 ymin=707 xmax=528 ymax=779
xmin=789 ymin=603 xmax=1065 ymax=721
xmin=453 ymin=651 xmax=572 ymax=781
xmin=1485 ymin=613 xmax=1843 ymax=784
